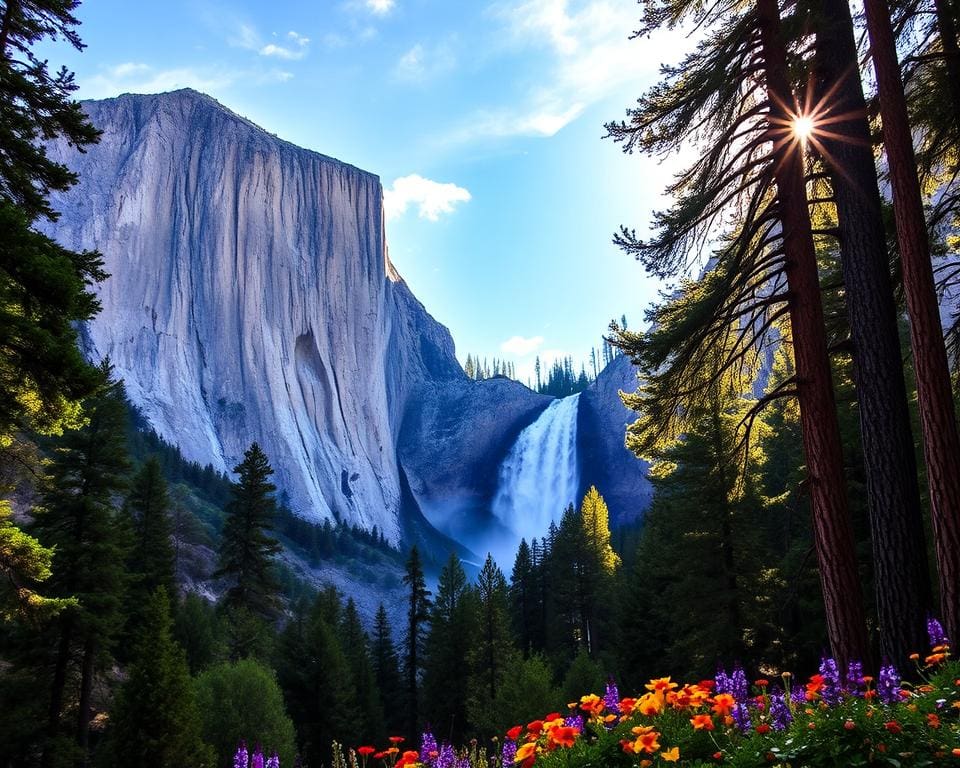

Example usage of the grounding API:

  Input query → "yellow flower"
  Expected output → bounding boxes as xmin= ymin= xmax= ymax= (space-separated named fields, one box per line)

xmin=645 ymin=677 xmax=678 ymax=693
xmin=661 ymin=747 xmax=680 ymax=763
xmin=638 ymin=692 xmax=665 ymax=716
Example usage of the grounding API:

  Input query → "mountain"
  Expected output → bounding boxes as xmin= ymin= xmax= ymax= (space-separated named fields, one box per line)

xmin=41 ymin=89 xmax=652 ymax=555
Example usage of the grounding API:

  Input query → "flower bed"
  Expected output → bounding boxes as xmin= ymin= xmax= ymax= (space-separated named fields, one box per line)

xmin=344 ymin=621 xmax=959 ymax=767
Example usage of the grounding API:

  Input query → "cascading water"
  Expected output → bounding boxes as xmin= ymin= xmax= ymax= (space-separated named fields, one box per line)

xmin=491 ymin=393 xmax=581 ymax=548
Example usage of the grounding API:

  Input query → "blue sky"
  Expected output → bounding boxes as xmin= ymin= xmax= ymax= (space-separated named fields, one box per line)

xmin=43 ymin=0 xmax=689 ymax=384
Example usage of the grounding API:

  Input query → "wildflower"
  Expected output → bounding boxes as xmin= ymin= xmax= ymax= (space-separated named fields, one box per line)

xmin=437 ymin=744 xmax=455 ymax=768
xmin=731 ymin=703 xmax=752 ymax=733
xmin=604 ymin=680 xmax=620 ymax=714
xmin=715 ymin=668 xmax=732 ymax=696
xmin=952 ymin=748 xmax=960 ymax=757
xmin=711 ymin=693 xmax=736 ymax=717
xmin=805 ymin=674 xmax=825 ymax=700
xmin=579 ymin=695 xmax=604 ymax=718
xmin=925 ymin=652 xmax=948 ymax=666
xmin=927 ymin=617 xmax=950 ymax=647
xmin=690 ymin=714 xmax=715 ymax=731
xmin=883 ymin=721 xmax=902 ymax=735
xmin=645 ymin=677 xmax=678 ymax=694
xmin=844 ymin=660 xmax=863 ymax=695
xmin=619 ymin=697 xmax=637 ymax=714
xmin=358 ymin=747 xmax=376 ymax=758
xmin=909 ymin=653 xmax=921 ymax=661
xmin=661 ymin=747 xmax=680 ymax=762
xmin=730 ymin=665 xmax=749 ymax=701
xmin=501 ymin=741 xmax=517 ymax=767
xmin=712 ymin=752 xmax=723 ymax=760
xmin=266 ymin=753 xmax=280 ymax=768
xmin=515 ymin=742 xmax=537 ymax=768
xmin=506 ymin=726 xmax=523 ymax=742
xmin=631 ymin=727 xmax=660 ymax=755
xmin=234 ymin=741 xmax=250 ymax=768
xmin=389 ymin=737 xmax=406 ymax=745
xmin=818 ymin=657 xmax=841 ymax=704
xmin=790 ymin=686 xmax=806 ymax=705
xmin=877 ymin=663 xmax=901 ymax=704
xmin=252 ymin=745 xmax=265 ymax=768
xmin=927 ymin=713 xmax=941 ymax=729
xmin=755 ymin=723 xmax=770 ymax=735
xmin=844 ymin=720 xmax=855 ymax=730
xmin=563 ymin=714 xmax=583 ymax=731
xmin=548 ymin=727 xmax=578 ymax=749
xmin=638 ymin=692 xmax=664 ymax=716
xmin=769 ymin=694 xmax=792 ymax=731
xmin=754 ymin=679 xmax=769 ymax=689
xmin=421 ymin=733 xmax=438 ymax=767
xmin=526 ymin=721 xmax=544 ymax=736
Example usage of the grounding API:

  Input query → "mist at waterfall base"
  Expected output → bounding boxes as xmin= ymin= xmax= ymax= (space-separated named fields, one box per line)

xmin=419 ymin=394 xmax=583 ymax=570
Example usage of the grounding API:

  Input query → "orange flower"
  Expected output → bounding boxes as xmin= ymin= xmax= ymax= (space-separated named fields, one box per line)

xmin=952 ymin=748 xmax=960 ymax=757
xmin=909 ymin=653 xmax=921 ymax=661
xmin=711 ymin=693 xmax=736 ymax=717
xmin=755 ymin=724 xmax=770 ymax=735
xmin=927 ymin=713 xmax=941 ymax=729
xmin=526 ymin=720 xmax=544 ymax=736
xmin=385 ymin=748 xmax=400 ymax=756
xmin=646 ymin=677 xmax=678 ymax=693
xmin=579 ymin=694 xmax=605 ymax=717
xmin=661 ymin=747 xmax=680 ymax=762
xmin=396 ymin=750 xmax=419 ymax=768
xmin=690 ymin=714 xmax=715 ymax=731
xmin=632 ymin=729 xmax=661 ymax=755
xmin=358 ymin=747 xmax=376 ymax=757
xmin=515 ymin=742 xmax=537 ymax=768
xmin=712 ymin=752 xmax=723 ymax=760
xmin=926 ymin=653 xmax=948 ymax=666
xmin=506 ymin=726 xmax=523 ymax=741
xmin=548 ymin=727 xmax=578 ymax=748
xmin=884 ymin=721 xmax=902 ymax=734
xmin=754 ymin=679 xmax=769 ymax=688
xmin=805 ymin=674 xmax=825 ymax=700
xmin=619 ymin=697 xmax=638 ymax=713
xmin=843 ymin=720 xmax=855 ymax=731
xmin=374 ymin=752 xmax=388 ymax=760
xmin=638 ymin=692 xmax=664 ymax=716
xmin=389 ymin=737 xmax=405 ymax=745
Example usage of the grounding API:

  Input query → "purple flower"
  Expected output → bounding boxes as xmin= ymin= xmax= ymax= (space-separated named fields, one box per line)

xmin=437 ymin=745 xmax=455 ymax=768
xmin=927 ymin=617 xmax=950 ymax=647
xmin=564 ymin=714 xmax=583 ymax=731
xmin=877 ymin=663 xmax=901 ymax=704
xmin=730 ymin=664 xmax=749 ymax=702
xmin=714 ymin=667 xmax=732 ymax=697
xmin=790 ymin=685 xmax=806 ymax=705
xmin=252 ymin=744 xmax=265 ymax=768
xmin=845 ymin=660 xmax=864 ymax=696
xmin=769 ymin=694 xmax=792 ymax=731
xmin=266 ymin=753 xmax=280 ymax=768
xmin=818 ymin=657 xmax=841 ymax=705
xmin=421 ymin=731 xmax=438 ymax=767
xmin=501 ymin=741 xmax=517 ymax=767
xmin=731 ymin=703 xmax=752 ymax=733
xmin=454 ymin=756 xmax=470 ymax=768
xmin=234 ymin=740 xmax=250 ymax=768
xmin=604 ymin=680 xmax=621 ymax=714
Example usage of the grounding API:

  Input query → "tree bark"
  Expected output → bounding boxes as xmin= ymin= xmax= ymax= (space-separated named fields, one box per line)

xmin=756 ymin=0 xmax=869 ymax=669
xmin=42 ymin=615 xmax=73 ymax=768
xmin=864 ymin=0 xmax=960 ymax=649
xmin=813 ymin=0 xmax=933 ymax=665
xmin=76 ymin=638 xmax=96 ymax=766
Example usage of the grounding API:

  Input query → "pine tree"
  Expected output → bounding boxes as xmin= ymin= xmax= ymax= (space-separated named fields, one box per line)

xmin=371 ymin=603 xmax=404 ymax=735
xmin=109 ymin=588 xmax=213 ymax=767
xmin=31 ymin=371 xmax=131 ymax=765
xmin=126 ymin=457 xmax=176 ymax=622
xmin=509 ymin=539 xmax=537 ymax=657
xmin=467 ymin=555 xmax=516 ymax=734
xmin=215 ymin=443 xmax=282 ymax=619
xmin=402 ymin=546 xmax=431 ymax=740
xmin=421 ymin=553 xmax=477 ymax=742
xmin=341 ymin=598 xmax=386 ymax=743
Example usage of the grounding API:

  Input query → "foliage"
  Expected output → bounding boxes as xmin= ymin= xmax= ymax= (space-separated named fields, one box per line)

xmin=216 ymin=442 xmax=282 ymax=619
xmin=108 ymin=588 xmax=213 ymax=767
xmin=194 ymin=657 xmax=297 ymax=768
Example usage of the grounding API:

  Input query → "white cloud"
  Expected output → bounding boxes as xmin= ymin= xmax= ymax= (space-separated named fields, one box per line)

xmin=447 ymin=0 xmax=687 ymax=143
xmin=231 ymin=23 xmax=310 ymax=60
xmin=366 ymin=0 xmax=396 ymax=14
xmin=500 ymin=335 xmax=544 ymax=356
xmin=394 ymin=40 xmax=456 ymax=84
xmin=383 ymin=174 xmax=471 ymax=221
xmin=79 ymin=62 xmax=292 ymax=100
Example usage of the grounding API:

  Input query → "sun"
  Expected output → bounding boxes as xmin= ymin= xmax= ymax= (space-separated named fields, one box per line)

xmin=791 ymin=115 xmax=815 ymax=142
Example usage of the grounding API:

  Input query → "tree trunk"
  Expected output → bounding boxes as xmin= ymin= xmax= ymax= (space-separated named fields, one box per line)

xmin=864 ymin=0 xmax=960 ymax=647
xmin=42 ymin=615 xmax=73 ymax=768
xmin=813 ymin=0 xmax=933 ymax=665
xmin=931 ymin=0 xmax=960 ymax=119
xmin=76 ymin=638 xmax=96 ymax=766
xmin=756 ymin=0 xmax=869 ymax=669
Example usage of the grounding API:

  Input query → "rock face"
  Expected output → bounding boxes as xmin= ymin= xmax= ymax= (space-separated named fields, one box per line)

xmin=42 ymin=89 xmax=479 ymax=541
xmin=42 ymin=89 xmax=654 ymax=550
xmin=578 ymin=354 xmax=653 ymax=527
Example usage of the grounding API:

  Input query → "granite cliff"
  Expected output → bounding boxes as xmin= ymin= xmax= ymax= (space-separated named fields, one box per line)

xmin=43 ymin=89 xmax=652 ymax=552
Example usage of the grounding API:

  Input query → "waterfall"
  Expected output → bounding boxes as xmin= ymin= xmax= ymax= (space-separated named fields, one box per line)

xmin=491 ymin=393 xmax=581 ymax=547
